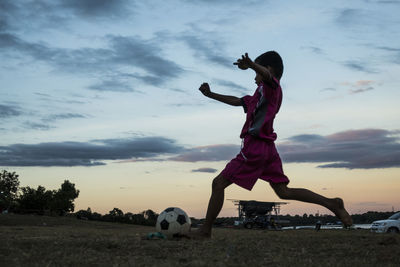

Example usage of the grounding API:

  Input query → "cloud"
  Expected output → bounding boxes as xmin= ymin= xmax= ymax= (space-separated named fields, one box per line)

xmin=0 ymin=0 xmax=134 ymax=33
xmin=0 ymin=1 xmax=67 ymax=34
xmin=60 ymin=0 xmax=132 ymax=18
xmin=0 ymin=0 xmax=16 ymax=13
xmin=349 ymin=87 xmax=374 ymax=94
xmin=335 ymin=9 xmax=362 ymax=27
xmin=342 ymin=60 xmax=378 ymax=73
xmin=341 ymin=80 xmax=377 ymax=94
xmin=4 ymin=129 xmax=398 ymax=169
xmin=334 ymin=7 xmax=396 ymax=37
xmin=180 ymin=29 xmax=232 ymax=67
xmin=45 ymin=113 xmax=86 ymax=122
xmin=334 ymin=8 xmax=382 ymax=30
xmin=0 ymin=17 xmax=7 ymax=32
xmin=0 ymin=0 xmax=17 ymax=32
xmin=119 ymin=186 xmax=133 ymax=190
xmin=34 ymin=92 xmax=88 ymax=105
xmin=88 ymin=79 xmax=135 ymax=92
xmin=168 ymin=102 xmax=204 ymax=108
xmin=183 ymin=0 xmax=262 ymax=4
xmin=353 ymin=80 xmax=375 ymax=87
xmin=108 ymin=35 xmax=183 ymax=79
xmin=364 ymin=0 xmax=400 ymax=4
xmin=0 ymin=32 xmax=108 ymax=73
xmin=170 ymin=144 xmax=239 ymax=162
xmin=375 ymin=46 xmax=400 ymax=52
xmin=214 ymin=79 xmax=248 ymax=94
xmin=0 ymin=33 xmax=183 ymax=86
xmin=278 ymin=129 xmax=400 ymax=169
xmin=301 ymin=46 xmax=325 ymax=55
xmin=139 ymin=129 xmax=400 ymax=170
xmin=191 ymin=167 xmax=218 ymax=173
xmin=0 ymin=136 xmax=183 ymax=167
xmin=122 ymin=73 xmax=164 ymax=87
xmin=168 ymin=88 xmax=187 ymax=94
xmin=23 ymin=122 xmax=54 ymax=131
xmin=0 ymin=104 xmax=21 ymax=118
xmin=375 ymin=46 xmax=400 ymax=64
xmin=320 ymin=88 xmax=336 ymax=92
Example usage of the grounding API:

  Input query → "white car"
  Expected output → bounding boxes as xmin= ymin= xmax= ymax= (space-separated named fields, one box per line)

xmin=371 ymin=212 xmax=400 ymax=233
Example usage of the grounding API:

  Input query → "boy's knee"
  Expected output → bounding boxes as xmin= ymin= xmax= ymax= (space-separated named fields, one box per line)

xmin=272 ymin=184 xmax=291 ymax=199
xmin=277 ymin=191 xmax=290 ymax=199
xmin=212 ymin=177 xmax=223 ymax=191
xmin=212 ymin=175 xmax=230 ymax=191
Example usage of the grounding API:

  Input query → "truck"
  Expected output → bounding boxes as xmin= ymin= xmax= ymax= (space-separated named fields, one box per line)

xmin=371 ymin=212 xmax=400 ymax=233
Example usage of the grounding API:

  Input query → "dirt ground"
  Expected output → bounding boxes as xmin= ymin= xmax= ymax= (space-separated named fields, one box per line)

xmin=0 ymin=214 xmax=399 ymax=266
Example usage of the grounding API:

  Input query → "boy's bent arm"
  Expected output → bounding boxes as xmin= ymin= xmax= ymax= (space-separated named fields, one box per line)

xmin=234 ymin=53 xmax=272 ymax=82
xmin=249 ymin=61 xmax=272 ymax=82
xmin=208 ymin=92 xmax=242 ymax=106
xmin=199 ymin=82 xmax=241 ymax=106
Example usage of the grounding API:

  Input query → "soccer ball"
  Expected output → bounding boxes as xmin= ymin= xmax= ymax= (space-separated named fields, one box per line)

xmin=156 ymin=207 xmax=191 ymax=237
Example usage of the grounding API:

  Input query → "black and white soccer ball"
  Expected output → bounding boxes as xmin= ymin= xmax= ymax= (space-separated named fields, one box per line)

xmin=156 ymin=207 xmax=191 ymax=237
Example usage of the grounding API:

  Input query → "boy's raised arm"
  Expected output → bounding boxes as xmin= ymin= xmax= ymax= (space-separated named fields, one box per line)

xmin=199 ymin=83 xmax=242 ymax=106
xmin=234 ymin=53 xmax=272 ymax=82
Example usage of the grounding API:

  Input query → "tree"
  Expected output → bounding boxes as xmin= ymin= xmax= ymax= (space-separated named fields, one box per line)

xmin=124 ymin=212 xmax=134 ymax=223
xmin=91 ymin=212 xmax=102 ymax=221
xmin=0 ymin=170 xmax=20 ymax=211
xmin=142 ymin=209 xmax=157 ymax=226
xmin=109 ymin=207 xmax=124 ymax=217
xmin=107 ymin=208 xmax=124 ymax=222
xmin=76 ymin=207 xmax=92 ymax=220
xmin=131 ymin=213 xmax=146 ymax=225
xmin=18 ymin=186 xmax=53 ymax=214
xmin=50 ymin=180 xmax=79 ymax=215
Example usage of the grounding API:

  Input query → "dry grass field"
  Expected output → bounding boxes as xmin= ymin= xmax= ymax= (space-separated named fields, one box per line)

xmin=0 ymin=214 xmax=399 ymax=266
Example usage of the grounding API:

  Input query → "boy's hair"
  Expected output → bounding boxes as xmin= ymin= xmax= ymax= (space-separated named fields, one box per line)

xmin=255 ymin=51 xmax=284 ymax=80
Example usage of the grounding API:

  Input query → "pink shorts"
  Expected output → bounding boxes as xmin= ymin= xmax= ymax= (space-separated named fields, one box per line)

xmin=221 ymin=136 xmax=289 ymax=191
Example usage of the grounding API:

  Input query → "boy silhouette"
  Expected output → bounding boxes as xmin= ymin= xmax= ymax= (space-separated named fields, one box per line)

xmin=195 ymin=51 xmax=352 ymax=238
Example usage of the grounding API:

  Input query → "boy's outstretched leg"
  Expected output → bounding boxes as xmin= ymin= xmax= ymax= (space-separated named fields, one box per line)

xmin=270 ymin=183 xmax=353 ymax=227
xmin=190 ymin=174 xmax=232 ymax=238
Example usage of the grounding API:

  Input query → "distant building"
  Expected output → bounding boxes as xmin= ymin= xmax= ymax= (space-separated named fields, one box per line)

xmin=229 ymin=199 xmax=290 ymax=228
xmin=230 ymin=199 xmax=287 ymax=219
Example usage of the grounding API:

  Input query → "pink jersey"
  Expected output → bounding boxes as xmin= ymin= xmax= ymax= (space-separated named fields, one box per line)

xmin=221 ymin=77 xmax=289 ymax=190
xmin=240 ymin=78 xmax=282 ymax=142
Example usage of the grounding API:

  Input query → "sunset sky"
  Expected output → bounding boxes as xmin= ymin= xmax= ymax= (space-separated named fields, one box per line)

xmin=1 ymin=0 xmax=399 ymax=218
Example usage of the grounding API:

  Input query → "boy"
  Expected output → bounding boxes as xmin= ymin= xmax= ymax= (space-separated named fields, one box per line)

xmin=194 ymin=51 xmax=352 ymax=238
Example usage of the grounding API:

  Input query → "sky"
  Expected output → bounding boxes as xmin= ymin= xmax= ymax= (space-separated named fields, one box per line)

xmin=1 ymin=0 xmax=400 ymax=218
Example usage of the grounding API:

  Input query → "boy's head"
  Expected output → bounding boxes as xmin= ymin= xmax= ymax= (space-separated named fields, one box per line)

xmin=255 ymin=51 xmax=284 ymax=80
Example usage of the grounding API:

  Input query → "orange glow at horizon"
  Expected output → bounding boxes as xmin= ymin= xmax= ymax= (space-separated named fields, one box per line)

xmin=11 ymin=162 xmax=400 ymax=219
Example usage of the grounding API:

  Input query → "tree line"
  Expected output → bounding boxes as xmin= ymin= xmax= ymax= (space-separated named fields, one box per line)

xmin=0 ymin=170 xmax=159 ymax=226
xmin=0 ymin=170 xmax=79 ymax=216
xmin=206 ymin=210 xmax=398 ymax=227
xmin=75 ymin=207 xmax=159 ymax=226
xmin=277 ymin=211 xmax=397 ymax=225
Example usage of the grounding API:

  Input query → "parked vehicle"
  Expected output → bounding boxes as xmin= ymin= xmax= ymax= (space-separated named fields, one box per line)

xmin=242 ymin=215 xmax=290 ymax=230
xmin=371 ymin=212 xmax=400 ymax=233
xmin=244 ymin=215 xmax=274 ymax=229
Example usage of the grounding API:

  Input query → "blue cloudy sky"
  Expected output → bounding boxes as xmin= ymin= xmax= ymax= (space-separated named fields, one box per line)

xmin=1 ymin=0 xmax=399 ymax=217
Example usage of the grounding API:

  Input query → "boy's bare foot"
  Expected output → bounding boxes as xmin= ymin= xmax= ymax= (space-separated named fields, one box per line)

xmin=186 ymin=229 xmax=211 ymax=240
xmin=331 ymin=198 xmax=353 ymax=227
